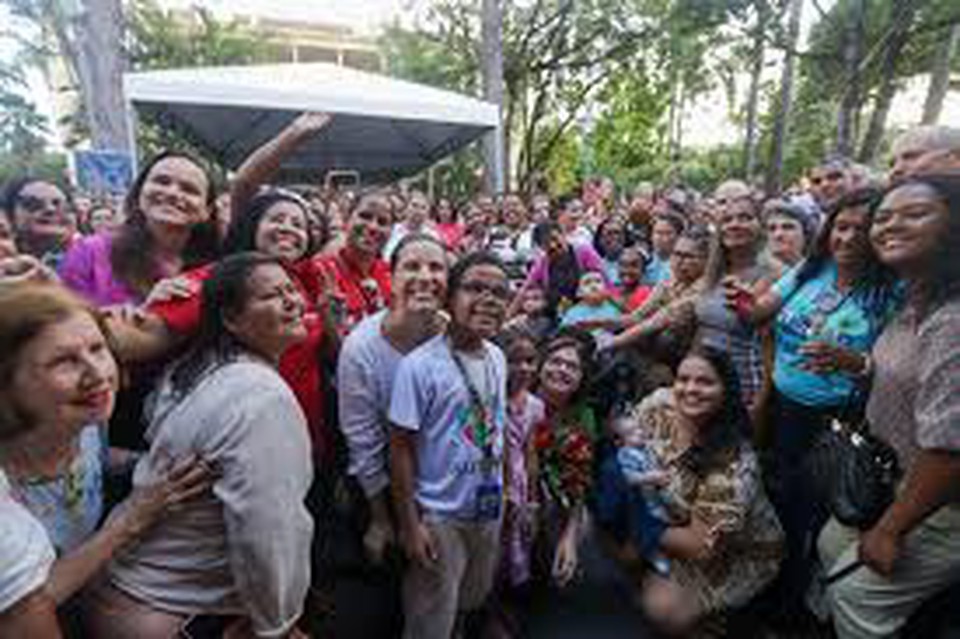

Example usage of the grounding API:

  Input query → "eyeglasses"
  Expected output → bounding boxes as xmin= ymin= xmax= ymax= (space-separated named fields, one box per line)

xmin=459 ymin=279 xmax=510 ymax=300
xmin=16 ymin=195 xmax=66 ymax=214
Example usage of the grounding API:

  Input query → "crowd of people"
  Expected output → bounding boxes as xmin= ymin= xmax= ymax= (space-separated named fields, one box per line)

xmin=1 ymin=114 xmax=959 ymax=639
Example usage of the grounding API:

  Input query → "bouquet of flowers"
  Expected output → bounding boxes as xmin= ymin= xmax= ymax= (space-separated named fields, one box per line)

xmin=535 ymin=417 xmax=595 ymax=510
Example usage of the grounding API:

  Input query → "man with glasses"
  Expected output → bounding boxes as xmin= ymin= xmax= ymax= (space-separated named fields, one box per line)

xmin=1 ymin=178 xmax=76 ymax=268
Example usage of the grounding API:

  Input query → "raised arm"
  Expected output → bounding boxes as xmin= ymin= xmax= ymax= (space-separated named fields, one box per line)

xmin=231 ymin=112 xmax=332 ymax=219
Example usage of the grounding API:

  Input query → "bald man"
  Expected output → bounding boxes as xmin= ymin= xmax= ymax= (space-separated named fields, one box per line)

xmin=889 ymin=125 xmax=960 ymax=183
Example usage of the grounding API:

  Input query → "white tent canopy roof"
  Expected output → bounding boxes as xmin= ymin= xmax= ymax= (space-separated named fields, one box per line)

xmin=124 ymin=62 xmax=499 ymax=182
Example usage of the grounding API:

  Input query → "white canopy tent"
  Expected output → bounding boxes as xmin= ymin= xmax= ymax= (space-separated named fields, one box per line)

xmin=123 ymin=62 xmax=503 ymax=187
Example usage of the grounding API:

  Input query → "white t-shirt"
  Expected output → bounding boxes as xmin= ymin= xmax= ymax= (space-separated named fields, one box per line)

xmin=389 ymin=334 xmax=507 ymax=521
xmin=0 ymin=470 xmax=55 ymax=613
xmin=337 ymin=310 xmax=405 ymax=497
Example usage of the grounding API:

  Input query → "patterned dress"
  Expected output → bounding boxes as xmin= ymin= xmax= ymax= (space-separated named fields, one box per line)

xmin=629 ymin=389 xmax=784 ymax=613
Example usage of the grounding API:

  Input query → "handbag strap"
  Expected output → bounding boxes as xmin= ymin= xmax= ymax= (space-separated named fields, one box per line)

xmin=821 ymin=559 xmax=864 ymax=586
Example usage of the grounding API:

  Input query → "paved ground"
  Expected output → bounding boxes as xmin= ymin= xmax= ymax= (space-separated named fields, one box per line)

xmin=527 ymin=533 xmax=655 ymax=639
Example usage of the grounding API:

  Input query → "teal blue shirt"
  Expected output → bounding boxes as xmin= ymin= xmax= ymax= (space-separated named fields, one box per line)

xmin=773 ymin=262 xmax=895 ymax=407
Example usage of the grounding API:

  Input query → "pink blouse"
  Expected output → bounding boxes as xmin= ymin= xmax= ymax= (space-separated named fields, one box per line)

xmin=59 ymin=233 xmax=140 ymax=307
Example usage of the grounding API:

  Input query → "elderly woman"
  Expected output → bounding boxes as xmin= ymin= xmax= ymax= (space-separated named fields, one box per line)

xmin=597 ymin=347 xmax=783 ymax=636
xmin=0 ymin=283 xmax=208 ymax=623
xmin=819 ymin=174 xmax=960 ymax=639
xmin=87 ymin=253 xmax=314 ymax=639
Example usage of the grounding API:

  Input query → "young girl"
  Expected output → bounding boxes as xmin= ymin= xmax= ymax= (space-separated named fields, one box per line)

xmin=488 ymin=326 xmax=545 ymax=638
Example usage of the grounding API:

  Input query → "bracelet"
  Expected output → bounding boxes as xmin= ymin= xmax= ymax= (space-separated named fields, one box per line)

xmin=858 ymin=354 xmax=874 ymax=379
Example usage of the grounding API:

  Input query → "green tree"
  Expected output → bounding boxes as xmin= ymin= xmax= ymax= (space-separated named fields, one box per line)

xmin=125 ymin=0 xmax=278 ymax=165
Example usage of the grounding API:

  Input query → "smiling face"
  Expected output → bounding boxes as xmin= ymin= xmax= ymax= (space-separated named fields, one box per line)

xmin=673 ymin=354 xmax=724 ymax=427
xmin=449 ymin=263 xmax=509 ymax=341
xmin=539 ymin=345 xmax=583 ymax=402
xmin=138 ymin=157 xmax=210 ymax=232
xmin=224 ymin=263 xmax=307 ymax=362
xmin=11 ymin=312 xmax=118 ymax=434
xmin=13 ymin=181 xmax=74 ymax=249
xmin=346 ymin=194 xmax=393 ymax=257
xmin=392 ymin=239 xmax=448 ymax=315
xmin=718 ymin=200 xmax=761 ymax=252
xmin=502 ymin=194 xmax=527 ymax=229
xmin=829 ymin=206 xmax=870 ymax=273
xmin=766 ymin=213 xmax=806 ymax=265
xmin=254 ymin=200 xmax=310 ymax=262
xmin=870 ymin=183 xmax=951 ymax=278
xmin=618 ymin=248 xmax=645 ymax=288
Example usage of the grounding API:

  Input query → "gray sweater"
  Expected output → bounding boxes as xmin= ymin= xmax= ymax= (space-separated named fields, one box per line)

xmin=109 ymin=356 xmax=313 ymax=638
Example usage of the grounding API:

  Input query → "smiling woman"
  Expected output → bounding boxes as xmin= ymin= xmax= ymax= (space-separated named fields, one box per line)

xmin=88 ymin=253 xmax=314 ymax=639
xmin=58 ymin=151 xmax=220 ymax=308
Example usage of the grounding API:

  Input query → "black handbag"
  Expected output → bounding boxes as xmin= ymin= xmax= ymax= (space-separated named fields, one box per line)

xmin=806 ymin=417 xmax=902 ymax=531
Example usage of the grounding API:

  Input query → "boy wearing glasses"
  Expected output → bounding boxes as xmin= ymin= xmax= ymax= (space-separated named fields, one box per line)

xmin=389 ymin=252 xmax=510 ymax=639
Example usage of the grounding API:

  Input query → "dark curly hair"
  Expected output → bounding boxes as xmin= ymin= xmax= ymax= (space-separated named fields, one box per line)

xmin=675 ymin=346 xmax=751 ymax=475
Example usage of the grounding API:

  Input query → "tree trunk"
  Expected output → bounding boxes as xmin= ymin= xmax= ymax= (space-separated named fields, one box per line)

xmin=921 ymin=21 xmax=960 ymax=125
xmin=837 ymin=0 xmax=864 ymax=157
xmin=743 ymin=2 xmax=766 ymax=180
xmin=858 ymin=0 xmax=917 ymax=163
xmin=765 ymin=0 xmax=802 ymax=194
xmin=480 ymin=0 xmax=506 ymax=193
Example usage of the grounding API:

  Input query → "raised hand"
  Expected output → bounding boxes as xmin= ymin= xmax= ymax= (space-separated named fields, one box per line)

xmin=289 ymin=112 xmax=333 ymax=136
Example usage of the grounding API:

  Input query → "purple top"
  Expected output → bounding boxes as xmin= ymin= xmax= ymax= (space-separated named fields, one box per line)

xmin=523 ymin=241 xmax=608 ymax=291
xmin=59 ymin=233 xmax=140 ymax=307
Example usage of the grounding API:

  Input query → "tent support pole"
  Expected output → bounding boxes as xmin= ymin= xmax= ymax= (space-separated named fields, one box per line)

xmin=124 ymin=99 xmax=139 ymax=174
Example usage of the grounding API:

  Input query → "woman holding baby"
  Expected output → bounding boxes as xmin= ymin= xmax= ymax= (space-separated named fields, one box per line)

xmin=594 ymin=347 xmax=783 ymax=636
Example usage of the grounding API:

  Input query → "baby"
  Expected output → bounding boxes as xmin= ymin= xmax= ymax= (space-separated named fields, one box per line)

xmin=609 ymin=412 xmax=688 ymax=575
xmin=560 ymin=270 xmax=621 ymax=342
